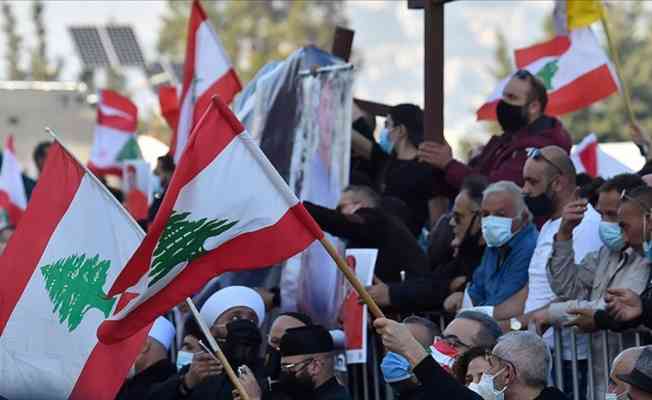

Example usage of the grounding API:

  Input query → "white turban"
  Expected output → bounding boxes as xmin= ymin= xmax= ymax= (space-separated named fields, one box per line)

xmin=200 ymin=286 xmax=265 ymax=328
xmin=149 ymin=316 xmax=176 ymax=351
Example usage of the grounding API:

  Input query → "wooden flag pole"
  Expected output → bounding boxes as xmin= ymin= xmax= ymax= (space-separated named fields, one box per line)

xmin=600 ymin=11 xmax=636 ymax=126
xmin=318 ymin=238 xmax=385 ymax=319
xmin=185 ymin=297 xmax=251 ymax=400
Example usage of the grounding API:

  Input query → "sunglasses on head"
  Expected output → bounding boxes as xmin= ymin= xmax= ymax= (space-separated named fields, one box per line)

xmin=527 ymin=148 xmax=563 ymax=176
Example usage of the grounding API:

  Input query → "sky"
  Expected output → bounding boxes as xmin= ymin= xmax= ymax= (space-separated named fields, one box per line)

xmin=0 ymin=0 xmax=557 ymax=147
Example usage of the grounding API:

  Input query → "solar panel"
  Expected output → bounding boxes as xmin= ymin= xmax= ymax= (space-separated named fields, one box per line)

xmin=69 ymin=26 xmax=110 ymax=67
xmin=106 ymin=25 xmax=145 ymax=66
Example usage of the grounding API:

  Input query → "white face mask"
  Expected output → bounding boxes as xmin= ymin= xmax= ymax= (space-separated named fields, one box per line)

xmin=605 ymin=391 xmax=629 ymax=400
xmin=176 ymin=350 xmax=195 ymax=371
xmin=468 ymin=369 xmax=506 ymax=400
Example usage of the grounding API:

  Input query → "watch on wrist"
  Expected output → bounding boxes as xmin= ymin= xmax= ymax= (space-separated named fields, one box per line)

xmin=510 ymin=317 xmax=523 ymax=331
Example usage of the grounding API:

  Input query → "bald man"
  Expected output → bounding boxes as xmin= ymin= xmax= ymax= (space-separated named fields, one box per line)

xmin=609 ymin=347 xmax=645 ymax=396
xmin=493 ymin=146 xmax=602 ymax=398
xmin=265 ymin=313 xmax=313 ymax=380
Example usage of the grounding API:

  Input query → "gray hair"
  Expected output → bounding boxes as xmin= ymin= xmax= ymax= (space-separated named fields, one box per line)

xmin=403 ymin=315 xmax=440 ymax=344
xmin=493 ymin=331 xmax=549 ymax=388
xmin=483 ymin=180 xmax=532 ymax=222
xmin=456 ymin=311 xmax=502 ymax=348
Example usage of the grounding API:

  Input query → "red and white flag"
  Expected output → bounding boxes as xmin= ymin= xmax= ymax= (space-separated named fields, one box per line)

xmin=571 ymin=133 xmax=633 ymax=178
xmin=0 ymin=141 xmax=147 ymax=399
xmin=169 ymin=0 xmax=242 ymax=163
xmin=122 ymin=160 xmax=153 ymax=222
xmin=477 ymin=28 xmax=618 ymax=120
xmin=98 ymin=96 xmax=322 ymax=343
xmin=0 ymin=135 xmax=27 ymax=226
xmin=88 ymin=90 xmax=142 ymax=176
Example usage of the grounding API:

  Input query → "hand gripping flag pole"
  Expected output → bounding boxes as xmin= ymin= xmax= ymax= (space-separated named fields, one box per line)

xmin=185 ymin=297 xmax=251 ymax=400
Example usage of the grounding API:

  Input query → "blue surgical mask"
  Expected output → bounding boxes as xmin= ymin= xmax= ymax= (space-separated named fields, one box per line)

xmin=381 ymin=352 xmax=412 ymax=384
xmin=599 ymin=221 xmax=625 ymax=252
xmin=481 ymin=216 xmax=514 ymax=248
xmin=378 ymin=128 xmax=394 ymax=154
xmin=176 ymin=350 xmax=194 ymax=371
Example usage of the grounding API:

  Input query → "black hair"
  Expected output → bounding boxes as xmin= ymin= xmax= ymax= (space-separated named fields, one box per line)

xmin=624 ymin=185 xmax=652 ymax=212
xmin=456 ymin=311 xmax=502 ymax=348
xmin=402 ymin=315 xmax=440 ymax=344
xmin=452 ymin=346 xmax=492 ymax=385
xmin=515 ymin=70 xmax=549 ymax=112
xmin=183 ymin=317 xmax=202 ymax=340
xmin=600 ymin=173 xmax=645 ymax=195
xmin=33 ymin=141 xmax=51 ymax=165
xmin=388 ymin=103 xmax=424 ymax=147
xmin=158 ymin=154 xmax=175 ymax=173
xmin=460 ymin=175 xmax=489 ymax=206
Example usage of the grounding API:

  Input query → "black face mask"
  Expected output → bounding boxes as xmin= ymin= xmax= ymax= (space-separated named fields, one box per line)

xmin=278 ymin=369 xmax=315 ymax=398
xmin=458 ymin=213 xmax=482 ymax=253
xmin=264 ymin=345 xmax=281 ymax=379
xmin=496 ymin=99 xmax=529 ymax=133
xmin=223 ymin=319 xmax=262 ymax=370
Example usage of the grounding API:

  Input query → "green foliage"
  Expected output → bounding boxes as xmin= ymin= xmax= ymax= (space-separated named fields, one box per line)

xmin=2 ymin=1 xmax=26 ymax=80
xmin=41 ymin=254 xmax=116 ymax=332
xmin=149 ymin=211 xmax=238 ymax=287
xmin=490 ymin=0 xmax=652 ymax=143
xmin=29 ymin=0 xmax=61 ymax=81
xmin=157 ymin=0 xmax=348 ymax=82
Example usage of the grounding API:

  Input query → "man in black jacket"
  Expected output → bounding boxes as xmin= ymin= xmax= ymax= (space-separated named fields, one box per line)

xmin=367 ymin=175 xmax=487 ymax=311
xmin=116 ymin=317 xmax=178 ymax=400
xmin=374 ymin=318 xmax=568 ymax=400
xmin=304 ymin=185 xmax=428 ymax=283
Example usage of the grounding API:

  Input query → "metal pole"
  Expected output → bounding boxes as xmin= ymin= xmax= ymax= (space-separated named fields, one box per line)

xmin=351 ymin=363 xmax=359 ymax=400
xmin=362 ymin=360 xmax=369 ymax=400
xmin=424 ymin=0 xmax=445 ymax=143
xmin=570 ymin=329 xmax=580 ymax=400
xmin=554 ymin=327 xmax=564 ymax=390
xmin=636 ymin=332 xmax=642 ymax=347
xmin=371 ymin=333 xmax=381 ymax=400
xmin=617 ymin=333 xmax=624 ymax=354
xmin=602 ymin=332 xmax=610 ymax=387
xmin=587 ymin=334 xmax=595 ymax=400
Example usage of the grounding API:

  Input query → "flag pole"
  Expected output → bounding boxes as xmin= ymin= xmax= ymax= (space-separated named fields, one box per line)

xmin=600 ymin=9 xmax=636 ymax=126
xmin=185 ymin=297 xmax=251 ymax=400
xmin=45 ymin=127 xmax=147 ymax=236
xmin=318 ymin=238 xmax=385 ymax=319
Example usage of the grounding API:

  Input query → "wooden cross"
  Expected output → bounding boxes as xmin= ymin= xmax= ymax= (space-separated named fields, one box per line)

xmin=408 ymin=0 xmax=453 ymax=143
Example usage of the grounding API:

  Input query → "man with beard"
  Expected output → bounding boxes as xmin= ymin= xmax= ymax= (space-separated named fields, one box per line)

xmin=236 ymin=326 xmax=351 ymax=400
xmin=147 ymin=286 xmax=266 ymax=400
xmin=416 ymin=70 xmax=571 ymax=201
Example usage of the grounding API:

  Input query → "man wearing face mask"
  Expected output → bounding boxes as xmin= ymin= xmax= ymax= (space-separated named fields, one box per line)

xmin=444 ymin=181 xmax=537 ymax=315
xmin=148 ymin=286 xmax=266 ymax=400
xmin=527 ymin=174 xmax=647 ymax=397
xmin=304 ymin=185 xmax=428 ymax=283
xmin=416 ymin=70 xmax=572 ymax=199
xmin=606 ymin=346 xmax=644 ymax=400
xmin=264 ymin=312 xmax=313 ymax=386
xmin=374 ymin=318 xmax=568 ymax=400
xmin=117 ymin=317 xmax=178 ymax=400
xmin=368 ymin=175 xmax=488 ymax=311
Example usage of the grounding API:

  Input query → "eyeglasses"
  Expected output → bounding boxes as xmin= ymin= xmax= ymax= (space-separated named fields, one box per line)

xmin=437 ymin=335 xmax=471 ymax=350
xmin=620 ymin=189 xmax=651 ymax=214
xmin=484 ymin=351 xmax=517 ymax=375
xmin=281 ymin=358 xmax=314 ymax=372
xmin=527 ymin=148 xmax=563 ymax=176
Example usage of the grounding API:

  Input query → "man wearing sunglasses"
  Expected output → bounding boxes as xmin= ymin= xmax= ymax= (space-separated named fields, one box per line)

xmin=416 ymin=69 xmax=572 ymax=199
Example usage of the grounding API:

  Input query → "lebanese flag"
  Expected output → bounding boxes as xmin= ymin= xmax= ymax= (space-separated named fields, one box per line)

xmin=159 ymin=85 xmax=180 ymax=133
xmin=169 ymin=0 xmax=242 ymax=163
xmin=122 ymin=160 xmax=153 ymax=221
xmin=571 ymin=133 xmax=633 ymax=178
xmin=98 ymin=96 xmax=322 ymax=343
xmin=477 ymin=28 xmax=618 ymax=120
xmin=0 ymin=141 xmax=148 ymax=399
xmin=88 ymin=90 xmax=142 ymax=176
xmin=0 ymin=135 xmax=27 ymax=226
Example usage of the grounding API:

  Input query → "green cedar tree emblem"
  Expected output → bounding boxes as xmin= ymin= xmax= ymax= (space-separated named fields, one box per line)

xmin=535 ymin=60 xmax=559 ymax=91
xmin=148 ymin=211 xmax=238 ymax=287
xmin=40 ymin=254 xmax=116 ymax=332
xmin=116 ymin=136 xmax=142 ymax=162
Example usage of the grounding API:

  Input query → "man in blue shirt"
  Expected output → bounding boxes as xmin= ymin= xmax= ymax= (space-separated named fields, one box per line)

xmin=445 ymin=180 xmax=538 ymax=312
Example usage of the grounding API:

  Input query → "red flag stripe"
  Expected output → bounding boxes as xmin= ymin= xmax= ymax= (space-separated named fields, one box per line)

xmin=99 ymin=203 xmax=321 ymax=343
xmin=159 ymin=85 xmax=180 ymax=133
xmin=0 ymin=143 xmax=84 ymax=333
xmin=515 ymin=35 xmax=571 ymax=69
xmin=477 ymin=64 xmax=617 ymax=121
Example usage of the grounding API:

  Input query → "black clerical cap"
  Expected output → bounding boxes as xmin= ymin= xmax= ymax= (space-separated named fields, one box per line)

xmin=280 ymin=325 xmax=334 ymax=356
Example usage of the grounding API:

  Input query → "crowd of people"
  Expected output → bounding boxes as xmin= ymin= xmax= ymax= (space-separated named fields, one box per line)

xmin=8 ymin=69 xmax=652 ymax=400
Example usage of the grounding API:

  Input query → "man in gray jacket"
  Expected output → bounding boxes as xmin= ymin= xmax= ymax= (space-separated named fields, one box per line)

xmin=531 ymin=174 xmax=648 ymax=397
